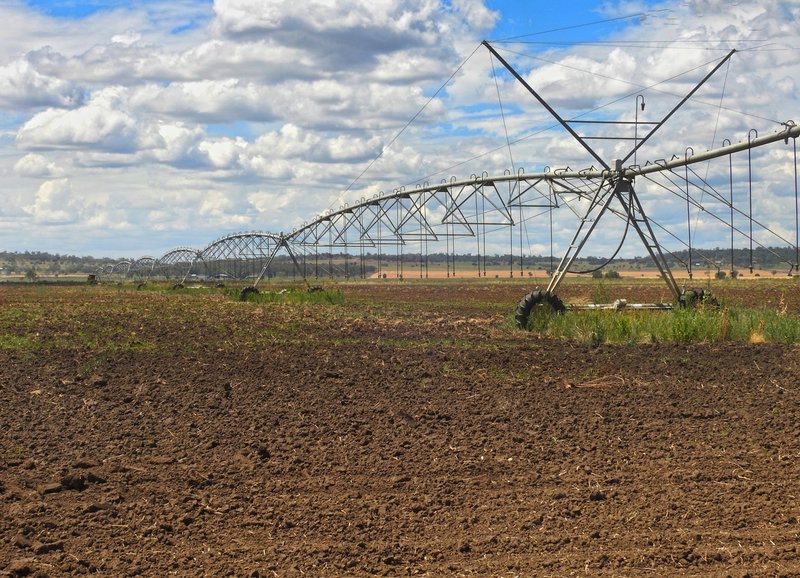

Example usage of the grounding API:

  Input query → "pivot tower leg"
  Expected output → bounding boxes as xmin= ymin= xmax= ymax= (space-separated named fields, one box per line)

xmin=545 ymin=175 xmax=680 ymax=302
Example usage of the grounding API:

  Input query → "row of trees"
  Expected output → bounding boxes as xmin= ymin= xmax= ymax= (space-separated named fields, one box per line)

xmin=2 ymin=245 xmax=797 ymax=277
xmin=0 ymin=251 xmax=118 ymax=275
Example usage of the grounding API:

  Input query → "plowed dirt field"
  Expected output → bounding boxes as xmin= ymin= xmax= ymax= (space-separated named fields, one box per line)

xmin=1 ymin=280 xmax=799 ymax=577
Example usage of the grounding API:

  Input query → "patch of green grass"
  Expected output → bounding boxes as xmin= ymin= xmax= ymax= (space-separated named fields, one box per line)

xmin=0 ymin=307 xmax=44 ymax=328
xmin=237 ymin=287 xmax=345 ymax=305
xmin=518 ymin=305 xmax=800 ymax=345
xmin=0 ymin=334 xmax=38 ymax=350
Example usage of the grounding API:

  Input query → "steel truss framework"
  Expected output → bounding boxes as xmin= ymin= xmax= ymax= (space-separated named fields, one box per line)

xmin=104 ymin=43 xmax=800 ymax=300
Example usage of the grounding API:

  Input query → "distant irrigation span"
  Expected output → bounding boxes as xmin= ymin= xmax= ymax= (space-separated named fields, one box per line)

xmin=103 ymin=42 xmax=800 ymax=303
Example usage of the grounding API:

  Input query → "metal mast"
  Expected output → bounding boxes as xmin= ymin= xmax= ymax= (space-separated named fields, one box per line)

xmin=483 ymin=41 xmax=737 ymax=301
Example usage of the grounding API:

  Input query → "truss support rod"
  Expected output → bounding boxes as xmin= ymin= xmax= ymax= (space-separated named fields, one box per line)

xmin=180 ymin=255 xmax=200 ymax=285
xmin=252 ymin=237 xmax=304 ymax=288
xmin=482 ymin=40 xmax=610 ymax=171
xmin=621 ymin=49 xmax=736 ymax=165
xmin=545 ymin=179 xmax=615 ymax=295
xmin=616 ymin=183 xmax=682 ymax=301
xmin=282 ymin=241 xmax=305 ymax=282
xmin=546 ymin=170 xmax=681 ymax=302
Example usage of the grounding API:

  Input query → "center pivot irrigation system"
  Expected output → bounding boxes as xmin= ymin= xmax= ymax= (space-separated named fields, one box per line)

xmin=480 ymin=43 xmax=800 ymax=327
xmin=107 ymin=41 xmax=800 ymax=326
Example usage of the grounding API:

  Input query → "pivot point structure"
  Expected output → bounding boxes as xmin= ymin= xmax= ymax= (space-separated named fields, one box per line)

xmin=480 ymin=43 xmax=800 ymax=327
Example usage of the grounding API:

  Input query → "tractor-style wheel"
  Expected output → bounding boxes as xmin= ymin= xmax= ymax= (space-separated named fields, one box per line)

xmin=515 ymin=290 xmax=565 ymax=329
xmin=679 ymin=288 xmax=718 ymax=308
xmin=240 ymin=285 xmax=259 ymax=301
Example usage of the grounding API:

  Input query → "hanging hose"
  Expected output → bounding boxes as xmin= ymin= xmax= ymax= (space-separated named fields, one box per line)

xmin=567 ymin=210 xmax=632 ymax=275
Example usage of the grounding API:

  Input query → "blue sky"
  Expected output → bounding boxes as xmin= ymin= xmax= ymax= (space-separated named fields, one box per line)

xmin=24 ymin=0 xmax=130 ymax=18
xmin=25 ymin=0 xmax=654 ymax=41
xmin=484 ymin=0 xmax=651 ymax=42
xmin=24 ymin=0 xmax=209 ymax=18
xmin=1 ymin=0 xmax=798 ymax=259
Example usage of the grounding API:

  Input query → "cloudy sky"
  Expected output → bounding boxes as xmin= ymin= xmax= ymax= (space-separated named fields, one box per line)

xmin=1 ymin=0 xmax=798 ymax=259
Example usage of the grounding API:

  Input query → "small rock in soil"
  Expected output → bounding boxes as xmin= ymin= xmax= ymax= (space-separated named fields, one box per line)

xmin=6 ymin=558 xmax=36 ymax=576
xmin=83 ymin=502 xmax=114 ymax=514
xmin=60 ymin=472 xmax=106 ymax=491
xmin=10 ymin=535 xmax=32 ymax=549
xmin=59 ymin=475 xmax=86 ymax=491
xmin=32 ymin=541 xmax=64 ymax=555
xmin=38 ymin=483 xmax=63 ymax=495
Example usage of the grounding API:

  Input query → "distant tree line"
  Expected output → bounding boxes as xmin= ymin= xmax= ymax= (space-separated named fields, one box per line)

xmin=0 ymin=251 xmax=119 ymax=275
xmin=1 ymin=245 xmax=797 ymax=277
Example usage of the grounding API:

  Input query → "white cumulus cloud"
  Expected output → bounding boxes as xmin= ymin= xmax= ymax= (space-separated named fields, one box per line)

xmin=14 ymin=154 xmax=65 ymax=178
xmin=16 ymin=87 xmax=139 ymax=152
xmin=24 ymin=178 xmax=83 ymax=224
xmin=0 ymin=57 xmax=84 ymax=110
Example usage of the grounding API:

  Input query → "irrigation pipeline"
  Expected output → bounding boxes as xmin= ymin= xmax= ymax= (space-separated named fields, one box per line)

xmin=286 ymin=122 xmax=800 ymax=240
xmin=108 ymin=122 xmax=800 ymax=284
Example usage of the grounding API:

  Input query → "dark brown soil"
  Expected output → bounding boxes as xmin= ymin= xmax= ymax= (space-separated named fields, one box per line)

xmin=1 ymin=281 xmax=799 ymax=577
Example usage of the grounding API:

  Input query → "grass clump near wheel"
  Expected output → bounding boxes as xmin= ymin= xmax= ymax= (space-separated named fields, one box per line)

xmin=239 ymin=285 xmax=260 ymax=301
xmin=679 ymin=288 xmax=719 ymax=309
xmin=515 ymin=290 xmax=565 ymax=329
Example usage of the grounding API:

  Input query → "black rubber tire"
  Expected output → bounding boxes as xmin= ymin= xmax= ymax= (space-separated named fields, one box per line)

xmin=679 ymin=288 xmax=705 ymax=308
xmin=515 ymin=290 xmax=565 ymax=329
xmin=240 ymin=285 xmax=259 ymax=301
xmin=679 ymin=288 xmax=720 ymax=308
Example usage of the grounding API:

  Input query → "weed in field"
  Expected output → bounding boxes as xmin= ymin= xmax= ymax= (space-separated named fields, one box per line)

xmin=591 ymin=281 xmax=611 ymax=305
xmin=78 ymin=353 xmax=109 ymax=378
xmin=665 ymin=308 xmax=710 ymax=343
xmin=718 ymin=308 xmax=731 ymax=341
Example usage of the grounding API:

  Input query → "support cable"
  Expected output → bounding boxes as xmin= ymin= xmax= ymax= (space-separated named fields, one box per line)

xmin=795 ymin=136 xmax=799 ymax=273
xmin=648 ymin=168 xmax=796 ymax=269
xmin=748 ymin=130 xmax=756 ymax=273
xmin=686 ymin=151 xmax=693 ymax=279
xmin=686 ymin=162 xmax=795 ymax=250
xmin=727 ymin=141 xmax=735 ymax=274
xmin=490 ymin=10 xmax=661 ymax=43
xmin=497 ymin=46 xmax=778 ymax=128
xmin=334 ymin=43 xmax=484 ymax=210
xmin=489 ymin=51 xmax=519 ymax=277
xmin=693 ymin=58 xmax=731 ymax=241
